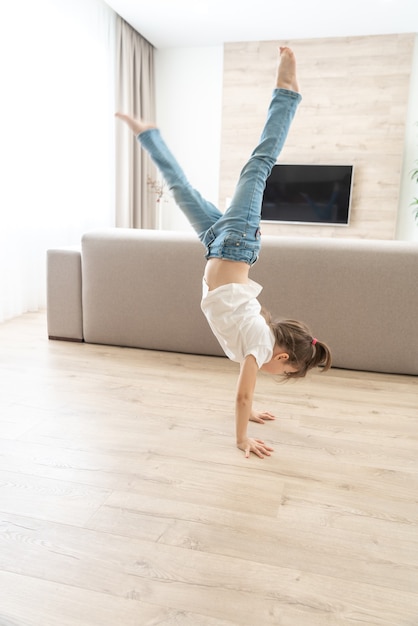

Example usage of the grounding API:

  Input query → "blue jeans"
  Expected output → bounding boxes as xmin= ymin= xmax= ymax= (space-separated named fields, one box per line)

xmin=138 ymin=88 xmax=302 ymax=265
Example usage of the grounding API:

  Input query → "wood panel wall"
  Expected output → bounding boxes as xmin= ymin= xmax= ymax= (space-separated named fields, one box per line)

xmin=220 ymin=34 xmax=415 ymax=240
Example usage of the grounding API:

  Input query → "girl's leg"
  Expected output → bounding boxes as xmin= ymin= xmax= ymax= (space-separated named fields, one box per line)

xmin=138 ymin=128 xmax=222 ymax=240
xmin=115 ymin=113 xmax=222 ymax=239
xmin=216 ymin=48 xmax=301 ymax=236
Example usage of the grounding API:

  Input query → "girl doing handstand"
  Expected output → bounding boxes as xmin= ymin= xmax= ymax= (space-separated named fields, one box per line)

xmin=116 ymin=46 xmax=332 ymax=459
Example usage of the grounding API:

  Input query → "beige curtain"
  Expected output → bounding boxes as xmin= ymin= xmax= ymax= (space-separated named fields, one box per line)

xmin=115 ymin=17 xmax=156 ymax=228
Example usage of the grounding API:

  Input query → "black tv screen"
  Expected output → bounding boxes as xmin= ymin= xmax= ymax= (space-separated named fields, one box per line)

xmin=261 ymin=164 xmax=354 ymax=225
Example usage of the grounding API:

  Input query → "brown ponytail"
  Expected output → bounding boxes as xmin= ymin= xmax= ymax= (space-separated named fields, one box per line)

xmin=261 ymin=312 xmax=332 ymax=379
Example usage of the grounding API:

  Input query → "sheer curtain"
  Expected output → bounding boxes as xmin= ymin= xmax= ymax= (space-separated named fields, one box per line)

xmin=115 ymin=17 xmax=157 ymax=228
xmin=0 ymin=0 xmax=116 ymax=322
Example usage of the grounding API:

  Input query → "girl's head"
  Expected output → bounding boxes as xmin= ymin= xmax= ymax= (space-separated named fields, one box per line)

xmin=263 ymin=313 xmax=332 ymax=379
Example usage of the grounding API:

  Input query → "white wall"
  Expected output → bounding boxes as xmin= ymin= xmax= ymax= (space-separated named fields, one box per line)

xmin=396 ymin=34 xmax=418 ymax=241
xmin=154 ymin=45 xmax=223 ymax=231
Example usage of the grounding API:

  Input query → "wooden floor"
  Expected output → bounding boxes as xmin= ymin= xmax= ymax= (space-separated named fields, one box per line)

xmin=1 ymin=312 xmax=418 ymax=626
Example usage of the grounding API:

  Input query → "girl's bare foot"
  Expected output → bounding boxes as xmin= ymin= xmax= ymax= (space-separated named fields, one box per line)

xmin=276 ymin=46 xmax=299 ymax=93
xmin=115 ymin=112 xmax=156 ymax=135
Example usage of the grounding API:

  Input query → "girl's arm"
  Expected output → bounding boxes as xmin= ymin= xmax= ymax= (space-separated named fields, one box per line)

xmin=235 ymin=355 xmax=274 ymax=459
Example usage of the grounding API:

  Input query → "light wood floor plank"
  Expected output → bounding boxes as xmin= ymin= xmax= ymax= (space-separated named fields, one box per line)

xmin=0 ymin=570 xmax=236 ymax=626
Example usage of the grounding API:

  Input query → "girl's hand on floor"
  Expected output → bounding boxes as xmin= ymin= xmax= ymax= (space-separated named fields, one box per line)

xmin=237 ymin=438 xmax=274 ymax=459
xmin=250 ymin=410 xmax=276 ymax=424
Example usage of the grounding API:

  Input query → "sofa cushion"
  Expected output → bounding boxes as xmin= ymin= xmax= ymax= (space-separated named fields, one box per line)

xmin=81 ymin=229 xmax=223 ymax=356
xmin=251 ymin=236 xmax=418 ymax=375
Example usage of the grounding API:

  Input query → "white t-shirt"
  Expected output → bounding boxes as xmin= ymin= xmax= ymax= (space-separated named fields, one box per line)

xmin=200 ymin=279 xmax=275 ymax=369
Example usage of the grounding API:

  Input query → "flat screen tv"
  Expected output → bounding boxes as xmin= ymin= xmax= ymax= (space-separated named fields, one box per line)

xmin=261 ymin=164 xmax=354 ymax=226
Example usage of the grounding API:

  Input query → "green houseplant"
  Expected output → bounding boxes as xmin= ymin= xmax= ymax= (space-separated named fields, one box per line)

xmin=411 ymin=121 xmax=418 ymax=224
xmin=412 ymin=162 xmax=418 ymax=223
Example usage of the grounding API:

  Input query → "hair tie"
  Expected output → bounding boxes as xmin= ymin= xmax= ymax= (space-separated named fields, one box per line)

xmin=311 ymin=337 xmax=317 ymax=346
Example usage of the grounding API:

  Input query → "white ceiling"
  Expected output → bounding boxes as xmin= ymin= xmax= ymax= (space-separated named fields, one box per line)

xmin=105 ymin=0 xmax=418 ymax=49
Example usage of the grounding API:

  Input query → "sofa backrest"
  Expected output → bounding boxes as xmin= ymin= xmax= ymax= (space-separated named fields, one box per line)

xmin=81 ymin=229 xmax=418 ymax=376
xmin=252 ymin=236 xmax=418 ymax=376
xmin=82 ymin=229 xmax=222 ymax=357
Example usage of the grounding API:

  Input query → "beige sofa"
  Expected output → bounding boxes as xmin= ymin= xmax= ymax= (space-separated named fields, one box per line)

xmin=47 ymin=228 xmax=418 ymax=376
